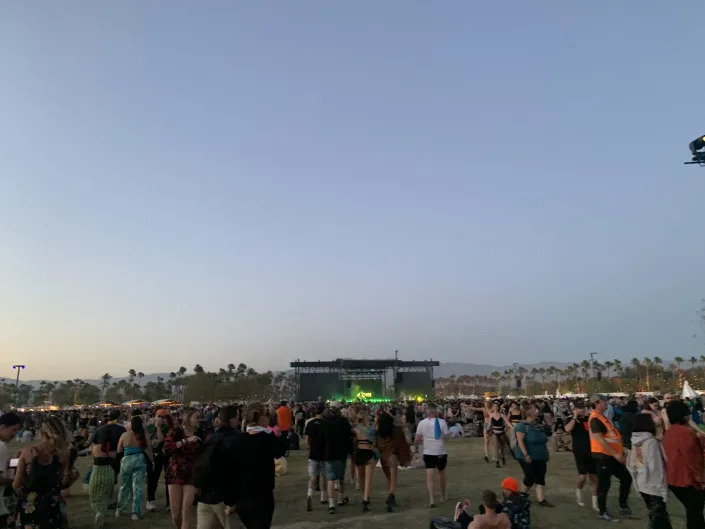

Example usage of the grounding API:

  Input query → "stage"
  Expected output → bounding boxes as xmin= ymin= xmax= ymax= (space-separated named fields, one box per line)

xmin=289 ymin=357 xmax=439 ymax=402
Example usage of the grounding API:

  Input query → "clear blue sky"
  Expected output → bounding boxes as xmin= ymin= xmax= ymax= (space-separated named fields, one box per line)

xmin=2 ymin=2 xmax=704 ymax=381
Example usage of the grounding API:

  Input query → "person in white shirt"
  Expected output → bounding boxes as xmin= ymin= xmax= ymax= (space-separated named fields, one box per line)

xmin=0 ymin=412 xmax=22 ymax=529
xmin=414 ymin=403 xmax=450 ymax=507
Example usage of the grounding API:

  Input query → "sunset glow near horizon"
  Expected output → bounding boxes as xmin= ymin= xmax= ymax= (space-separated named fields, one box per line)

xmin=2 ymin=2 xmax=704 ymax=381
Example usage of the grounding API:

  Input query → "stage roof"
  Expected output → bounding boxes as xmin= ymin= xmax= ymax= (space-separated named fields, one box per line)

xmin=290 ymin=358 xmax=439 ymax=369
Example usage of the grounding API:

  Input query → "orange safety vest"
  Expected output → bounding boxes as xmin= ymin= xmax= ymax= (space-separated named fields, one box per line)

xmin=588 ymin=410 xmax=623 ymax=457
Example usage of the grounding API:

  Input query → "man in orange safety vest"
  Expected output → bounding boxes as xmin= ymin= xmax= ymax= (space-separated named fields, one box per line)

xmin=589 ymin=394 xmax=633 ymax=522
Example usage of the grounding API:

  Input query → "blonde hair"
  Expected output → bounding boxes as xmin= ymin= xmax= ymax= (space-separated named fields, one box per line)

xmin=42 ymin=416 xmax=70 ymax=453
xmin=244 ymin=402 xmax=266 ymax=427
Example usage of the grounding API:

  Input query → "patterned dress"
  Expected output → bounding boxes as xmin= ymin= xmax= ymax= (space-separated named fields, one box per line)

xmin=163 ymin=428 xmax=202 ymax=485
xmin=16 ymin=452 xmax=67 ymax=529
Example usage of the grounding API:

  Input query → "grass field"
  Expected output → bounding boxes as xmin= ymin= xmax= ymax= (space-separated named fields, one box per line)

xmin=12 ymin=438 xmax=687 ymax=528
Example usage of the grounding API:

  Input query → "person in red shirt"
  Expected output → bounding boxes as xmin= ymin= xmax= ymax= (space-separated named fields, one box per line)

xmin=663 ymin=401 xmax=705 ymax=529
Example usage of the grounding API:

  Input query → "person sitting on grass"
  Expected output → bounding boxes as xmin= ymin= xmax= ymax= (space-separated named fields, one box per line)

xmin=468 ymin=490 xmax=511 ymax=529
xmin=500 ymin=477 xmax=530 ymax=529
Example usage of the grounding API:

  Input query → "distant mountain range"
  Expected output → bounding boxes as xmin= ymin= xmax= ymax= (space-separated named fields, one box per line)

xmin=8 ymin=362 xmax=577 ymax=388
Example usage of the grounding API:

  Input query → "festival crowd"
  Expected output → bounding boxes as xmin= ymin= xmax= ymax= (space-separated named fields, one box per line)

xmin=0 ymin=392 xmax=704 ymax=529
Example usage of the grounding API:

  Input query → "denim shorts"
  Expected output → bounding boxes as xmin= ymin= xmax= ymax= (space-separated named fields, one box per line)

xmin=324 ymin=460 xmax=347 ymax=481
xmin=307 ymin=459 xmax=325 ymax=478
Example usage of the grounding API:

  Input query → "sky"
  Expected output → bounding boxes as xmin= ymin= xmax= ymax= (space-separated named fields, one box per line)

xmin=1 ymin=2 xmax=705 ymax=381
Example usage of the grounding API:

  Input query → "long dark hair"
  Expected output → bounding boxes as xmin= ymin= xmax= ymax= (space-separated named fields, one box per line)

xmin=131 ymin=416 xmax=147 ymax=448
xmin=632 ymin=413 xmax=656 ymax=435
xmin=377 ymin=412 xmax=394 ymax=439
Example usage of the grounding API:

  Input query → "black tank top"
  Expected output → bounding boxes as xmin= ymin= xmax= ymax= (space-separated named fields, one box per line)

xmin=490 ymin=416 xmax=505 ymax=435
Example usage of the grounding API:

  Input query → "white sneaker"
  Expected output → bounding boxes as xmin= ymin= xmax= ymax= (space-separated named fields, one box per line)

xmin=114 ymin=510 xmax=121 ymax=518
xmin=575 ymin=489 xmax=585 ymax=507
xmin=94 ymin=514 xmax=104 ymax=528
xmin=131 ymin=514 xmax=140 ymax=521
xmin=146 ymin=501 xmax=156 ymax=512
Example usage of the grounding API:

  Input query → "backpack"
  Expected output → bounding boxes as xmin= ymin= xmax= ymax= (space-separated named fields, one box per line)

xmin=192 ymin=432 xmax=225 ymax=490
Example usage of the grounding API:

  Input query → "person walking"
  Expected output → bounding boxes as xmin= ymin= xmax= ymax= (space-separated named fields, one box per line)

xmin=276 ymin=401 xmax=293 ymax=446
xmin=414 ymin=403 xmax=450 ymax=508
xmin=376 ymin=410 xmax=411 ymax=512
xmin=627 ymin=413 xmax=672 ymax=529
xmin=229 ymin=402 xmax=286 ymax=529
xmin=12 ymin=416 xmax=71 ymax=529
xmin=352 ymin=411 xmax=377 ymax=512
xmin=564 ymin=400 xmax=598 ymax=511
xmin=304 ymin=402 xmax=327 ymax=511
xmin=662 ymin=401 xmax=705 ymax=529
xmin=322 ymin=401 xmax=353 ymax=515
xmin=89 ymin=409 xmax=126 ymax=518
xmin=146 ymin=409 xmax=170 ymax=512
xmin=0 ymin=412 xmax=22 ymax=529
xmin=116 ymin=415 xmax=153 ymax=520
xmin=194 ymin=405 xmax=242 ymax=529
xmin=488 ymin=403 xmax=512 ymax=468
xmin=514 ymin=403 xmax=553 ymax=507
xmin=164 ymin=410 xmax=203 ymax=529
xmin=589 ymin=394 xmax=632 ymax=522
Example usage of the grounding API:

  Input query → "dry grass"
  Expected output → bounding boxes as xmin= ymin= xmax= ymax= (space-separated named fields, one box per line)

xmin=11 ymin=438 xmax=685 ymax=528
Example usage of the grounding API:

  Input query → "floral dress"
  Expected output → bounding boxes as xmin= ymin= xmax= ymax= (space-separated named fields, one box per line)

xmin=163 ymin=428 xmax=202 ymax=485
xmin=16 ymin=451 xmax=67 ymax=529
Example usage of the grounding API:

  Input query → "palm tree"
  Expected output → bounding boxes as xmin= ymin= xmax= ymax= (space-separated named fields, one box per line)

xmin=613 ymin=359 xmax=623 ymax=377
xmin=580 ymin=360 xmax=591 ymax=380
xmin=604 ymin=361 xmax=614 ymax=378
xmin=100 ymin=373 xmax=112 ymax=397
xmin=194 ymin=364 xmax=205 ymax=374
xmin=674 ymin=356 xmax=684 ymax=371
xmin=631 ymin=358 xmax=641 ymax=382
xmin=689 ymin=356 xmax=698 ymax=369
xmin=227 ymin=363 xmax=235 ymax=381
xmin=178 ymin=366 xmax=187 ymax=377
xmin=128 ymin=369 xmax=136 ymax=383
xmin=137 ymin=372 xmax=145 ymax=386
xmin=643 ymin=357 xmax=652 ymax=391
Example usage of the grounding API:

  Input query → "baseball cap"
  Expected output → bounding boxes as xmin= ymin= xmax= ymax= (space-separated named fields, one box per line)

xmin=589 ymin=394 xmax=606 ymax=404
xmin=156 ymin=409 xmax=169 ymax=417
xmin=501 ymin=477 xmax=519 ymax=493
xmin=314 ymin=402 xmax=326 ymax=413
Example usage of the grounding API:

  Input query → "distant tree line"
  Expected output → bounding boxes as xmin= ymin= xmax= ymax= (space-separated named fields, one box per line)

xmin=0 ymin=363 xmax=297 ymax=408
xmin=435 ymin=355 xmax=705 ymax=397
